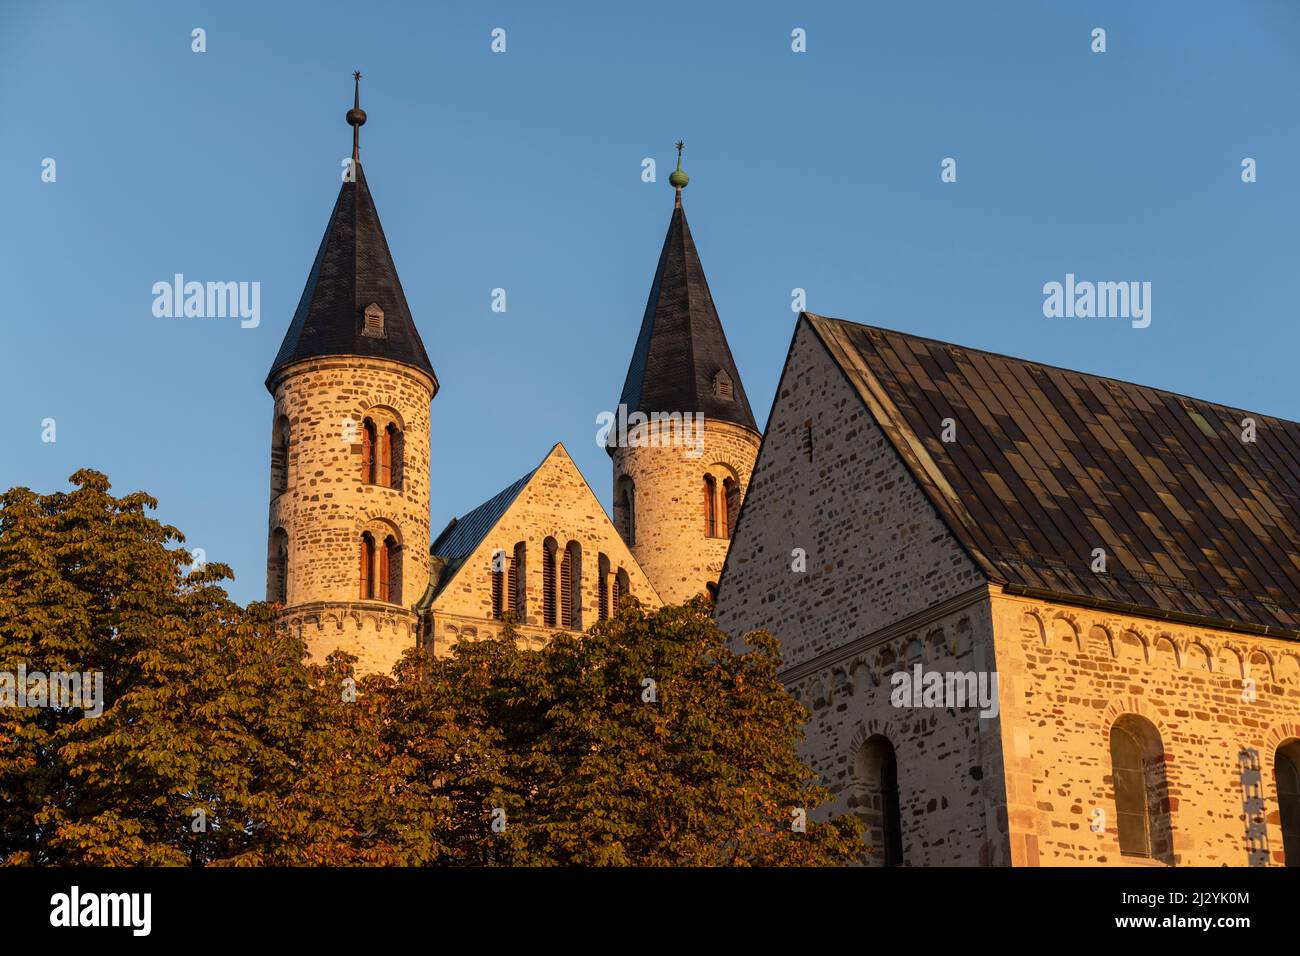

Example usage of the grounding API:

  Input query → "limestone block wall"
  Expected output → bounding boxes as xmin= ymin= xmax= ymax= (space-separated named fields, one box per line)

xmin=280 ymin=601 xmax=419 ymax=676
xmin=991 ymin=593 xmax=1300 ymax=866
xmin=428 ymin=444 xmax=659 ymax=656
xmin=267 ymin=356 xmax=435 ymax=671
xmin=611 ymin=418 xmax=760 ymax=605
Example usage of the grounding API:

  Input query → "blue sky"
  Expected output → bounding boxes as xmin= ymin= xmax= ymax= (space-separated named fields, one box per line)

xmin=2 ymin=0 xmax=1297 ymax=605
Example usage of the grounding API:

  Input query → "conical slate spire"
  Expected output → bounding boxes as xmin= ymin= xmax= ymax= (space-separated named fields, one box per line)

xmin=614 ymin=156 xmax=756 ymax=435
xmin=267 ymin=79 xmax=435 ymax=390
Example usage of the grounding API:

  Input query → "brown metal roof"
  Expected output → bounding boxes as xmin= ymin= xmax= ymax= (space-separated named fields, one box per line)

xmin=805 ymin=312 xmax=1300 ymax=639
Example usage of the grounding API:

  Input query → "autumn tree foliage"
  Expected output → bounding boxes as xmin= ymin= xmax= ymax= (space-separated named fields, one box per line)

xmin=0 ymin=471 xmax=861 ymax=866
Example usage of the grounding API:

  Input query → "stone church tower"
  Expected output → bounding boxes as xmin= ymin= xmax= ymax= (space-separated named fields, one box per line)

xmin=265 ymin=77 xmax=438 ymax=674
xmin=609 ymin=145 xmax=761 ymax=604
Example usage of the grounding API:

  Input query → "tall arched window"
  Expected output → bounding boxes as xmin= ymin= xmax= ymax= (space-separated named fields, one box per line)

xmin=613 ymin=567 xmax=630 ymax=611
xmin=1109 ymin=716 xmax=1173 ymax=863
xmin=703 ymin=474 xmax=717 ymax=537
xmin=723 ymin=476 xmax=740 ymax=538
xmin=359 ymin=532 xmax=376 ymax=599
xmin=267 ymin=527 xmax=289 ymax=603
xmin=271 ymin=415 xmax=290 ymax=496
xmin=379 ymin=424 xmax=394 ymax=487
xmin=598 ymin=553 xmax=611 ymax=621
xmin=616 ymin=476 xmax=636 ymax=546
xmin=560 ymin=541 xmax=581 ymax=630
xmin=1277 ymin=740 xmax=1300 ymax=867
xmin=361 ymin=419 xmax=377 ymax=484
xmin=491 ymin=549 xmax=505 ymax=619
xmin=855 ymin=735 xmax=903 ymax=866
xmin=543 ymin=538 xmax=558 ymax=627
xmin=383 ymin=535 xmax=400 ymax=604
xmin=509 ymin=541 xmax=526 ymax=617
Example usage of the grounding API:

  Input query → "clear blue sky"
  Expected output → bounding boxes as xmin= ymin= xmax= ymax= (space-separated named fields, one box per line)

xmin=3 ymin=0 xmax=1297 ymax=605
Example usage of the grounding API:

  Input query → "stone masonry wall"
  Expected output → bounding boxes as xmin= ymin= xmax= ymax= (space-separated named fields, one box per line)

xmin=713 ymin=318 xmax=1004 ymax=864
xmin=429 ymin=444 xmax=659 ymax=656
xmin=612 ymin=418 xmax=760 ymax=605
xmin=991 ymin=592 xmax=1300 ymax=866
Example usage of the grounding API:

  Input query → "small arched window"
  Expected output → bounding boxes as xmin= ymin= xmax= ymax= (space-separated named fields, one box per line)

xmin=543 ymin=538 xmax=558 ymax=627
xmin=267 ymin=527 xmax=289 ymax=603
xmin=361 ymin=418 xmax=377 ymax=484
xmin=382 ymin=535 xmax=397 ymax=600
xmin=712 ymin=369 xmax=733 ymax=400
xmin=491 ymin=548 xmax=506 ymax=620
xmin=722 ymin=476 xmax=739 ymax=539
xmin=509 ymin=541 xmax=526 ymax=618
xmin=855 ymin=736 xmax=904 ymax=866
xmin=359 ymin=532 xmax=376 ymax=600
xmin=560 ymin=541 xmax=581 ymax=630
xmin=598 ymin=553 xmax=611 ymax=621
xmin=379 ymin=425 xmax=395 ymax=487
xmin=1109 ymin=716 xmax=1173 ymax=862
xmin=1277 ymin=740 xmax=1300 ymax=867
xmin=616 ymin=476 xmax=636 ymax=547
xmin=613 ymin=567 xmax=630 ymax=611
xmin=703 ymin=474 xmax=717 ymax=537
xmin=271 ymin=415 xmax=290 ymax=496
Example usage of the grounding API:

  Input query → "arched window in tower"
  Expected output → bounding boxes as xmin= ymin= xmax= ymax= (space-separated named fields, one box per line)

xmin=1277 ymin=740 xmax=1300 ymax=867
xmin=1109 ymin=715 xmax=1173 ymax=863
xmin=722 ymin=476 xmax=739 ymax=539
xmin=509 ymin=541 xmax=526 ymax=618
xmin=271 ymin=415 xmax=290 ymax=496
xmin=359 ymin=532 xmax=376 ymax=600
xmin=855 ymin=735 xmax=903 ymax=866
xmin=543 ymin=538 xmax=558 ymax=628
xmin=598 ymin=553 xmax=611 ymax=621
xmin=616 ymin=476 xmax=636 ymax=547
xmin=712 ymin=369 xmax=733 ymax=400
xmin=560 ymin=541 xmax=581 ymax=630
xmin=379 ymin=424 xmax=396 ymax=487
xmin=267 ymin=527 xmax=289 ymax=603
xmin=383 ymin=535 xmax=400 ymax=604
xmin=703 ymin=474 xmax=717 ymax=537
xmin=377 ymin=536 xmax=391 ymax=602
xmin=361 ymin=418 xmax=377 ymax=483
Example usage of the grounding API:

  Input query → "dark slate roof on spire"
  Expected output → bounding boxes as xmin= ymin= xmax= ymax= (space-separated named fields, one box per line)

xmin=266 ymin=163 xmax=435 ymax=388
xmin=615 ymin=204 xmax=757 ymax=434
xmin=805 ymin=312 xmax=1300 ymax=639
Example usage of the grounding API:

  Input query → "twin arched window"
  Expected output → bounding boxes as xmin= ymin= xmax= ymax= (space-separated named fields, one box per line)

xmin=492 ymin=541 xmax=528 ymax=621
xmin=360 ymin=415 xmax=403 ymax=489
xmin=542 ymin=538 xmax=582 ymax=629
xmin=703 ymin=469 xmax=740 ymax=539
xmin=359 ymin=531 xmax=401 ymax=604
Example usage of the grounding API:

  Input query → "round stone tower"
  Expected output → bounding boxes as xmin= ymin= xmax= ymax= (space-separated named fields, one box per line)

xmin=609 ymin=143 xmax=761 ymax=604
xmin=265 ymin=76 xmax=438 ymax=675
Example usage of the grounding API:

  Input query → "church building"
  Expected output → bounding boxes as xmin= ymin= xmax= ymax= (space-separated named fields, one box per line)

xmin=713 ymin=312 xmax=1300 ymax=867
xmin=264 ymin=83 xmax=757 ymax=674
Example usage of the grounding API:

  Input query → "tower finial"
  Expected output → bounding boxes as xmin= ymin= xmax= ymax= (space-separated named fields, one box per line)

xmin=669 ymin=139 xmax=689 ymax=208
xmin=347 ymin=71 xmax=367 ymax=166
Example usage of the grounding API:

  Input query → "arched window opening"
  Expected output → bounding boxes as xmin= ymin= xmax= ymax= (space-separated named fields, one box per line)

xmin=379 ymin=424 xmax=395 ymax=487
xmin=543 ymin=538 xmax=558 ymax=628
xmin=1277 ymin=740 xmax=1300 ymax=867
xmin=855 ymin=736 xmax=903 ymax=866
xmin=598 ymin=553 xmax=611 ymax=621
xmin=703 ymin=474 xmax=717 ymax=537
xmin=616 ymin=476 xmax=636 ymax=547
xmin=383 ymin=536 xmax=400 ymax=604
xmin=361 ymin=418 xmax=377 ymax=484
xmin=1110 ymin=716 xmax=1173 ymax=863
xmin=267 ymin=527 xmax=289 ymax=603
xmin=560 ymin=541 xmax=581 ymax=630
xmin=491 ymin=549 xmax=505 ymax=620
xmin=509 ymin=542 xmax=526 ymax=618
xmin=359 ymin=532 xmax=376 ymax=600
xmin=723 ymin=476 xmax=740 ymax=538
xmin=613 ymin=568 xmax=630 ymax=611
xmin=271 ymin=415 xmax=290 ymax=496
